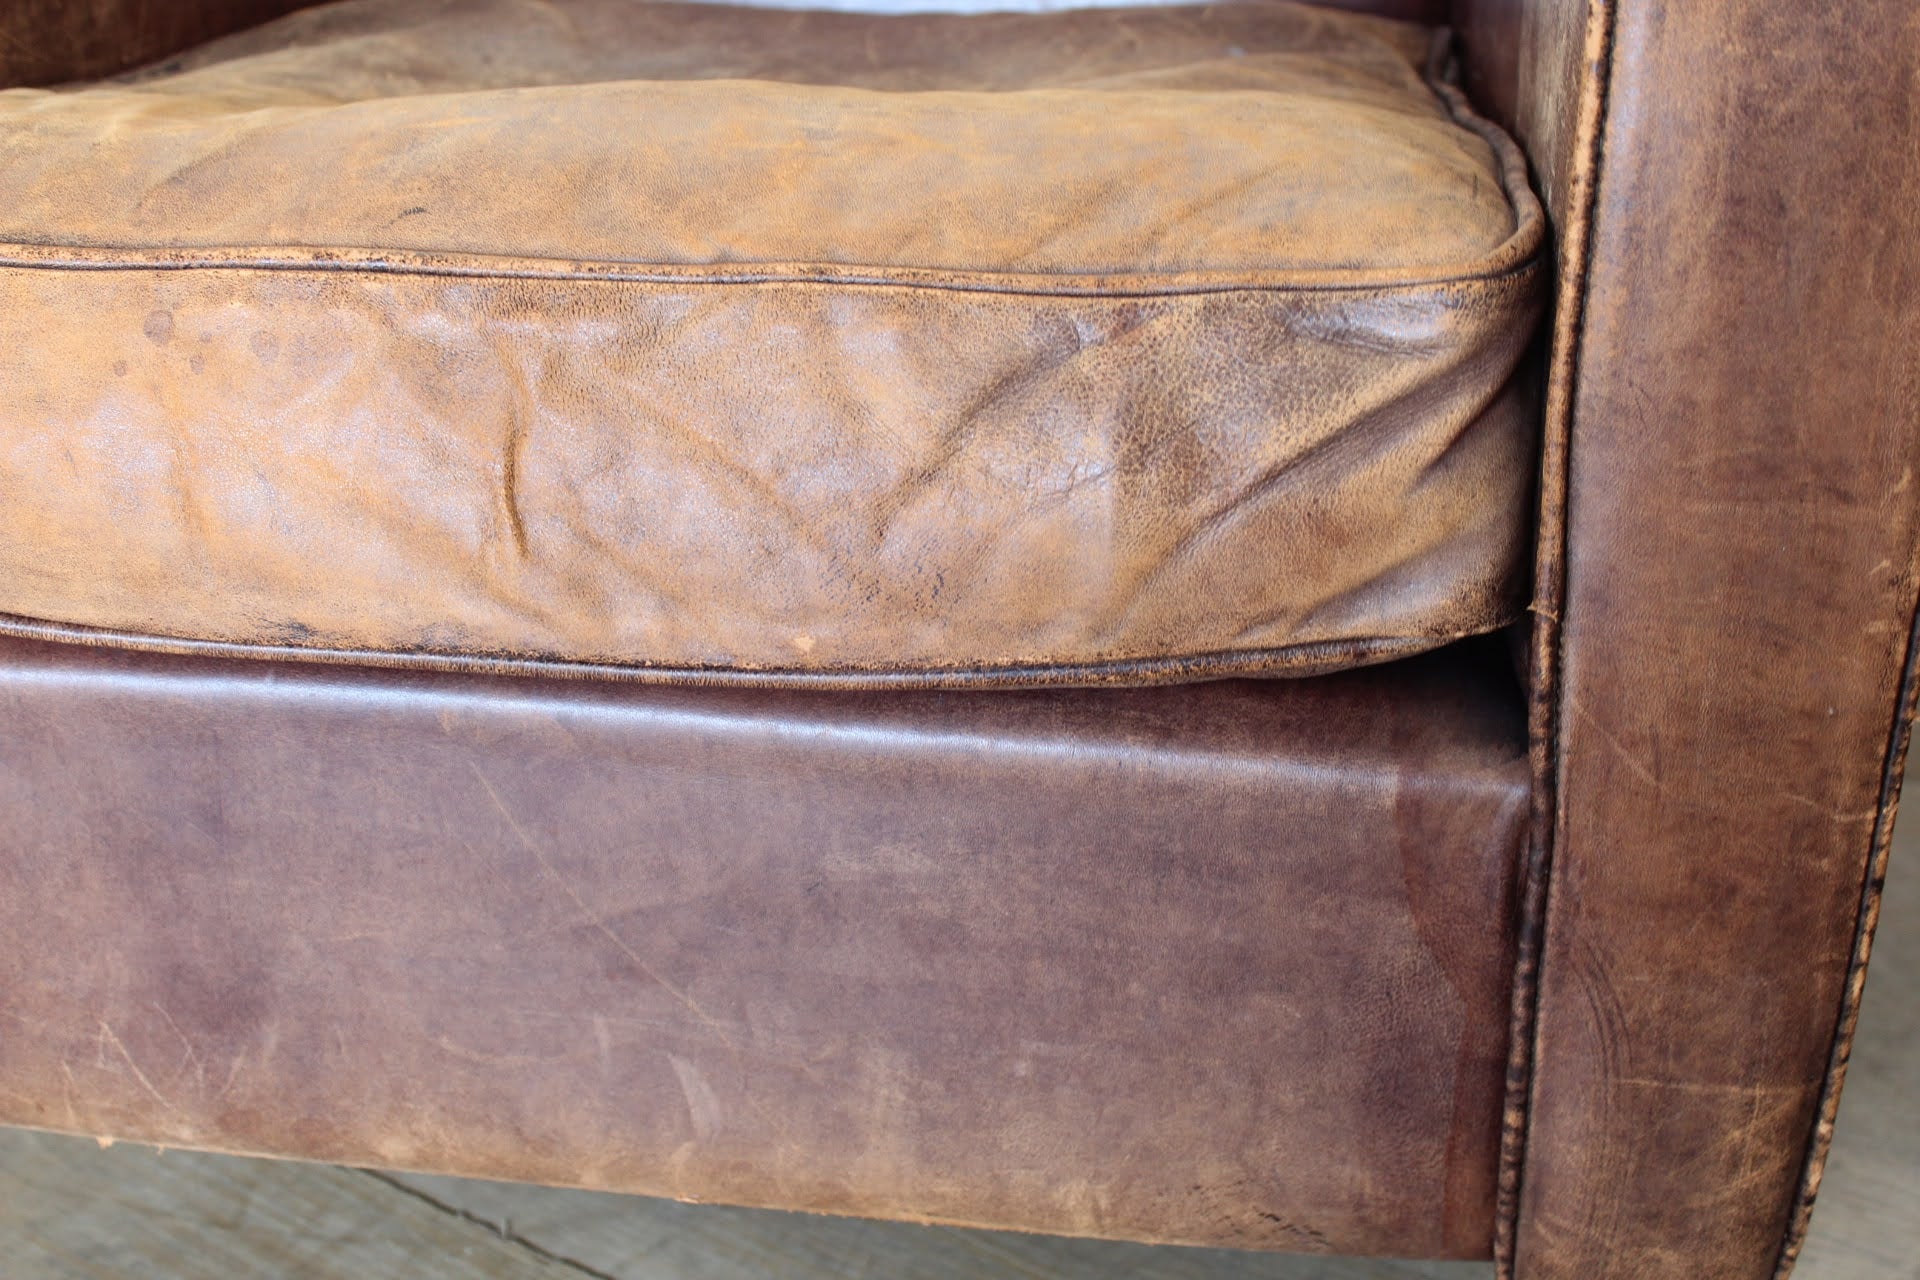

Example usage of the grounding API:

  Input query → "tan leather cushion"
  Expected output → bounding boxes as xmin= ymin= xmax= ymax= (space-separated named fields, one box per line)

xmin=0 ymin=0 xmax=1544 ymax=687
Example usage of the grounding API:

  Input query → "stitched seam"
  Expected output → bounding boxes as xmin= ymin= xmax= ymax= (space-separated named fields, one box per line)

xmin=0 ymin=245 xmax=1544 ymax=297
xmin=1769 ymin=583 xmax=1920 ymax=1279
xmin=1493 ymin=2 xmax=1618 ymax=1276
xmin=0 ymin=51 xmax=1545 ymax=299
xmin=0 ymin=612 xmax=1508 ymax=690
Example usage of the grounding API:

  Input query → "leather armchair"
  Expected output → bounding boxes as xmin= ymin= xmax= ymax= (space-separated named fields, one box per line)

xmin=0 ymin=2 xmax=1913 ymax=1278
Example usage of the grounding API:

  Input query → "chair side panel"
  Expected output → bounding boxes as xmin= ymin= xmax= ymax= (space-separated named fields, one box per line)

xmin=1507 ymin=3 xmax=1920 ymax=1277
xmin=0 ymin=638 xmax=1529 ymax=1259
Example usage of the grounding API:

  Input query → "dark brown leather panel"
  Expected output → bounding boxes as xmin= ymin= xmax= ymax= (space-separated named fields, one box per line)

xmin=1454 ymin=0 xmax=1608 ymax=233
xmin=0 ymin=634 xmax=1529 ymax=1259
xmin=0 ymin=0 xmax=1546 ymax=687
xmin=1505 ymin=3 xmax=1920 ymax=1278
xmin=0 ymin=0 xmax=309 ymax=89
xmin=1451 ymin=0 xmax=1525 ymax=136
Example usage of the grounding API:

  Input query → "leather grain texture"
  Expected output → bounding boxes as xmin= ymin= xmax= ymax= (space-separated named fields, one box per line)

xmin=1489 ymin=2 xmax=1920 ymax=1277
xmin=0 ymin=633 xmax=1529 ymax=1259
xmin=0 ymin=0 xmax=1545 ymax=687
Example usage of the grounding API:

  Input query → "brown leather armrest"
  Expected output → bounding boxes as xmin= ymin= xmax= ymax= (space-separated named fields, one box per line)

xmin=1456 ymin=3 xmax=1920 ymax=1278
xmin=1 ymin=0 xmax=310 ymax=88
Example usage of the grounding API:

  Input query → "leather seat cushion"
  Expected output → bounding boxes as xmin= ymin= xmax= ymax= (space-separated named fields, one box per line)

xmin=0 ymin=0 xmax=1544 ymax=687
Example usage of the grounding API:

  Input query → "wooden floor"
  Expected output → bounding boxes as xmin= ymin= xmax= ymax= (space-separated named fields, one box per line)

xmin=3 ymin=814 xmax=1914 ymax=1279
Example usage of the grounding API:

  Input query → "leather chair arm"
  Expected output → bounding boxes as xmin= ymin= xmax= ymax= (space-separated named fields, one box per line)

xmin=1458 ymin=3 xmax=1920 ymax=1277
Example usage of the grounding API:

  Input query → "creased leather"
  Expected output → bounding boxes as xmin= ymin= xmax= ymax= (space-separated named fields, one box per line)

xmin=0 ymin=0 xmax=1544 ymax=686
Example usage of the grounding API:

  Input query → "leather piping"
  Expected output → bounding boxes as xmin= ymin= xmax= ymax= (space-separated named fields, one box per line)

xmin=0 ymin=611 xmax=1469 ymax=691
xmin=0 ymin=242 xmax=1543 ymax=297
xmin=1492 ymin=2 xmax=1617 ymax=1275
xmin=1771 ymin=582 xmax=1920 ymax=1277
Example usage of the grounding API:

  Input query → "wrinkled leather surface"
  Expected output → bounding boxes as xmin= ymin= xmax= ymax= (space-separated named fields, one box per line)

xmin=0 ymin=0 xmax=1544 ymax=685
xmin=0 ymin=633 xmax=1529 ymax=1259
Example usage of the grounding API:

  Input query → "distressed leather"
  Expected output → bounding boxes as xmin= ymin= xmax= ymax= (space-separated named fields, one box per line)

xmin=1454 ymin=3 xmax=1920 ymax=1278
xmin=0 ymin=1 xmax=1914 ymax=1274
xmin=0 ymin=633 xmax=1529 ymax=1259
xmin=0 ymin=0 xmax=1543 ymax=685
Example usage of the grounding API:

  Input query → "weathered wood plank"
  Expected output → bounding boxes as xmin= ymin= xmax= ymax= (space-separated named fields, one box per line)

xmin=388 ymin=1172 xmax=1489 ymax=1280
xmin=0 ymin=1129 xmax=594 ymax=1279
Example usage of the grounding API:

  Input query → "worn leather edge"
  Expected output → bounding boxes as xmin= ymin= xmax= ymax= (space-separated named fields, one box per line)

xmin=1492 ymin=2 xmax=1614 ymax=1275
xmin=0 ymin=237 xmax=1543 ymax=296
xmin=1770 ymin=589 xmax=1920 ymax=1278
xmin=0 ymin=611 xmax=1483 ymax=692
xmin=0 ymin=48 xmax=1545 ymax=298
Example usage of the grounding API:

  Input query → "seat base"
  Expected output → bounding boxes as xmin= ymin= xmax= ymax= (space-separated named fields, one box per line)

xmin=0 ymin=635 xmax=1526 ymax=1258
